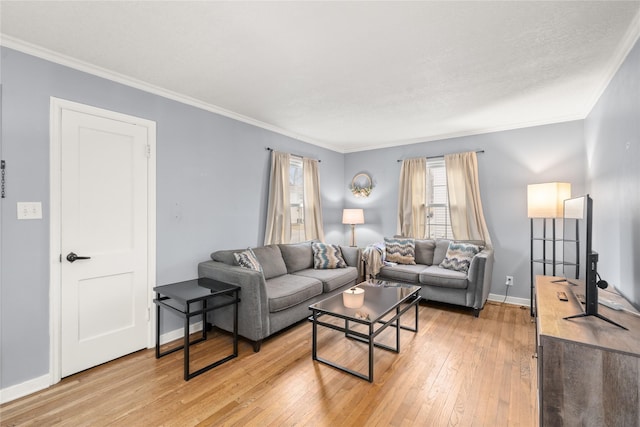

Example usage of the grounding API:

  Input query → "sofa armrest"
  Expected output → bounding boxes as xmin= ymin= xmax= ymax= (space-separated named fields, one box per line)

xmin=466 ymin=248 xmax=494 ymax=310
xmin=198 ymin=260 xmax=269 ymax=342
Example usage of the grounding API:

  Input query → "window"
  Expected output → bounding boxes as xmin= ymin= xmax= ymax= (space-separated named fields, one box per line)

xmin=426 ymin=159 xmax=453 ymax=239
xmin=289 ymin=157 xmax=305 ymax=243
xmin=265 ymin=151 xmax=323 ymax=245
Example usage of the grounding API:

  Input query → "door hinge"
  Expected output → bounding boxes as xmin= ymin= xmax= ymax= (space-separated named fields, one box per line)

xmin=145 ymin=145 xmax=151 ymax=158
xmin=1 ymin=160 xmax=6 ymax=198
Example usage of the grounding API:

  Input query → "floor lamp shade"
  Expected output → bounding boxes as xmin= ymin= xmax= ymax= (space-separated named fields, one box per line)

xmin=527 ymin=182 xmax=571 ymax=218
xmin=342 ymin=209 xmax=364 ymax=246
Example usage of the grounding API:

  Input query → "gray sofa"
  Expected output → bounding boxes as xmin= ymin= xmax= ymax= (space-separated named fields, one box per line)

xmin=370 ymin=239 xmax=494 ymax=317
xmin=198 ymin=242 xmax=361 ymax=351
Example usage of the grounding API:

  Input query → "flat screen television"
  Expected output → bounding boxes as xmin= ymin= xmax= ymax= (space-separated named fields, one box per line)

xmin=562 ymin=195 xmax=626 ymax=330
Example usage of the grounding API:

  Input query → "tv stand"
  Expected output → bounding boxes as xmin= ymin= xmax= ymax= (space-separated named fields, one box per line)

xmin=563 ymin=311 xmax=627 ymax=330
xmin=535 ymin=275 xmax=640 ymax=426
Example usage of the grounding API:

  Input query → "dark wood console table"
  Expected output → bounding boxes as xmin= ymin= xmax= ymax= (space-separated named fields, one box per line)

xmin=535 ymin=275 xmax=640 ymax=426
xmin=154 ymin=277 xmax=240 ymax=380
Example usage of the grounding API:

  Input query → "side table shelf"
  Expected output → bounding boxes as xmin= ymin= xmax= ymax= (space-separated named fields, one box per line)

xmin=154 ymin=277 xmax=240 ymax=381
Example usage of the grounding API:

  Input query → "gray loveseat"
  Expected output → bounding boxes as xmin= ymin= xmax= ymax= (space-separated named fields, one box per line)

xmin=367 ymin=239 xmax=494 ymax=316
xmin=198 ymin=242 xmax=361 ymax=351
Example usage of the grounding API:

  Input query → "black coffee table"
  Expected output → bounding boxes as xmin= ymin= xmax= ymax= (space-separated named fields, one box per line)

xmin=154 ymin=277 xmax=240 ymax=380
xmin=309 ymin=280 xmax=421 ymax=382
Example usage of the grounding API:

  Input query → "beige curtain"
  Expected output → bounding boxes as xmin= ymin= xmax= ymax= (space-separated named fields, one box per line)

xmin=264 ymin=151 xmax=291 ymax=245
xmin=445 ymin=152 xmax=492 ymax=246
xmin=397 ymin=157 xmax=427 ymax=238
xmin=302 ymin=157 xmax=325 ymax=242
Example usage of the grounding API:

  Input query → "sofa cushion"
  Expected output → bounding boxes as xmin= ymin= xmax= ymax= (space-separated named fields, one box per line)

xmin=279 ymin=241 xmax=314 ymax=273
xmin=252 ymin=245 xmax=288 ymax=280
xmin=211 ymin=249 xmax=243 ymax=265
xmin=415 ymin=239 xmax=436 ymax=265
xmin=312 ymin=242 xmax=347 ymax=269
xmin=439 ymin=242 xmax=480 ymax=273
xmin=294 ymin=266 xmax=358 ymax=292
xmin=433 ymin=239 xmax=451 ymax=265
xmin=384 ymin=237 xmax=416 ymax=265
xmin=233 ymin=248 xmax=262 ymax=272
xmin=378 ymin=264 xmax=426 ymax=283
xmin=420 ymin=265 xmax=468 ymax=289
xmin=265 ymin=274 xmax=323 ymax=313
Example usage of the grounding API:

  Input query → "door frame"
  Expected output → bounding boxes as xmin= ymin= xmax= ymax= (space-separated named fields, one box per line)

xmin=49 ymin=97 xmax=156 ymax=385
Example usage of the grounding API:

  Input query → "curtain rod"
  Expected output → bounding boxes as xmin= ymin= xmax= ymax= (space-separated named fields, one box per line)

xmin=397 ymin=149 xmax=484 ymax=162
xmin=265 ymin=147 xmax=321 ymax=162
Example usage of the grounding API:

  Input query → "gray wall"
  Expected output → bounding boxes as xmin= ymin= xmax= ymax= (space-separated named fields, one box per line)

xmin=345 ymin=121 xmax=587 ymax=301
xmin=0 ymin=47 xmax=345 ymax=388
xmin=585 ymin=38 xmax=640 ymax=309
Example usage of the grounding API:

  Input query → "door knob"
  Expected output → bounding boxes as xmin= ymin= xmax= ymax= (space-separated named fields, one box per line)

xmin=66 ymin=252 xmax=91 ymax=263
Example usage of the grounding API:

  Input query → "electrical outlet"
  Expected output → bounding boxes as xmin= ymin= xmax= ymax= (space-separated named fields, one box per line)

xmin=505 ymin=276 xmax=514 ymax=286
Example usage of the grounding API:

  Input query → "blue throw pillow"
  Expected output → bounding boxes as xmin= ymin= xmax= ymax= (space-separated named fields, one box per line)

xmin=384 ymin=237 xmax=416 ymax=265
xmin=234 ymin=248 xmax=262 ymax=272
xmin=312 ymin=242 xmax=347 ymax=269
xmin=439 ymin=242 xmax=480 ymax=273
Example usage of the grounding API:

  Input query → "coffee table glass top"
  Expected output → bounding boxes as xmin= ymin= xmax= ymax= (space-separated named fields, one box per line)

xmin=309 ymin=280 xmax=420 ymax=324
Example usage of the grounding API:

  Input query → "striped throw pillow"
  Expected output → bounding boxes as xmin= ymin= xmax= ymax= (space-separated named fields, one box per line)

xmin=312 ymin=242 xmax=347 ymax=269
xmin=234 ymin=248 xmax=262 ymax=272
xmin=439 ymin=242 xmax=480 ymax=273
xmin=384 ymin=237 xmax=416 ymax=265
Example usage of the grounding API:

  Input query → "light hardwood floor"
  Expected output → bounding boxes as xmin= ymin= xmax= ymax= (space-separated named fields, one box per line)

xmin=1 ymin=301 xmax=537 ymax=426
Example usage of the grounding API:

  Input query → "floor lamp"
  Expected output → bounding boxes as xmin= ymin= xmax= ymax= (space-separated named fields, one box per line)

xmin=527 ymin=182 xmax=571 ymax=316
xmin=342 ymin=209 xmax=364 ymax=247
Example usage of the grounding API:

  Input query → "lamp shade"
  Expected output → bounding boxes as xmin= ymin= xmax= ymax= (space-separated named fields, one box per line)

xmin=527 ymin=182 xmax=571 ymax=218
xmin=342 ymin=208 xmax=365 ymax=225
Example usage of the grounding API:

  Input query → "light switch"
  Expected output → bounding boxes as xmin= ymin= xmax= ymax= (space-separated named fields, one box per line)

xmin=17 ymin=202 xmax=43 ymax=220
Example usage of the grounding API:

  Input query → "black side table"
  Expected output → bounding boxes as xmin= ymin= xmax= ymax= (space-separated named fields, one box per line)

xmin=153 ymin=277 xmax=240 ymax=380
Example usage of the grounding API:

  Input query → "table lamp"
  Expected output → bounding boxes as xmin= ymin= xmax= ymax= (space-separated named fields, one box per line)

xmin=342 ymin=209 xmax=364 ymax=247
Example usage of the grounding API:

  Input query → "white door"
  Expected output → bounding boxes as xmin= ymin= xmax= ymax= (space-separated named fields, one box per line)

xmin=59 ymin=107 xmax=151 ymax=377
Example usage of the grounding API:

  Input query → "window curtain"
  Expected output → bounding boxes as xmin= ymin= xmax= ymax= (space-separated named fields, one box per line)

xmin=445 ymin=151 xmax=492 ymax=246
xmin=397 ymin=157 xmax=427 ymax=238
xmin=264 ymin=151 xmax=291 ymax=245
xmin=302 ymin=158 xmax=325 ymax=242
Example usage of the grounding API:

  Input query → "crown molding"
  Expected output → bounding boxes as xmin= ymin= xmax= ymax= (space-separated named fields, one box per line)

xmin=0 ymin=35 xmax=342 ymax=153
xmin=340 ymin=112 xmax=585 ymax=153
xmin=582 ymin=7 xmax=640 ymax=117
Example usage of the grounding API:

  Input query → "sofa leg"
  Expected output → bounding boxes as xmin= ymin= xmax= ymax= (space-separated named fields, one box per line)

xmin=252 ymin=340 xmax=263 ymax=352
xmin=473 ymin=308 xmax=480 ymax=317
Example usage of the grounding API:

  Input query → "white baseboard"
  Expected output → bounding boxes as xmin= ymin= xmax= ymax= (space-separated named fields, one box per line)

xmin=0 ymin=374 xmax=50 ymax=404
xmin=488 ymin=293 xmax=531 ymax=307
xmin=0 ymin=322 xmax=204 ymax=404
xmin=159 ymin=321 xmax=204 ymax=345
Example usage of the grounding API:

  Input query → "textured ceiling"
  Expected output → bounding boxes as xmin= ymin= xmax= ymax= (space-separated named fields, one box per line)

xmin=1 ymin=1 xmax=639 ymax=153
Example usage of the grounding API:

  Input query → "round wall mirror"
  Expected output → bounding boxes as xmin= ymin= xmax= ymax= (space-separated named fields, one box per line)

xmin=350 ymin=173 xmax=373 ymax=198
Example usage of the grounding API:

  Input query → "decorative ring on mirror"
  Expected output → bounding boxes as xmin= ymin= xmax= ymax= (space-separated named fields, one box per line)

xmin=350 ymin=173 xmax=373 ymax=198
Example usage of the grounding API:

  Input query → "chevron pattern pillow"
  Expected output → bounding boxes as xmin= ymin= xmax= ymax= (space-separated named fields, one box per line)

xmin=312 ymin=242 xmax=347 ymax=269
xmin=234 ymin=248 xmax=262 ymax=272
xmin=384 ymin=237 xmax=416 ymax=265
xmin=439 ymin=242 xmax=480 ymax=273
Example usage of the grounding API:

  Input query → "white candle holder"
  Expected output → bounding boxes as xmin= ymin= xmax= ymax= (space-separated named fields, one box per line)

xmin=343 ymin=287 xmax=365 ymax=308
